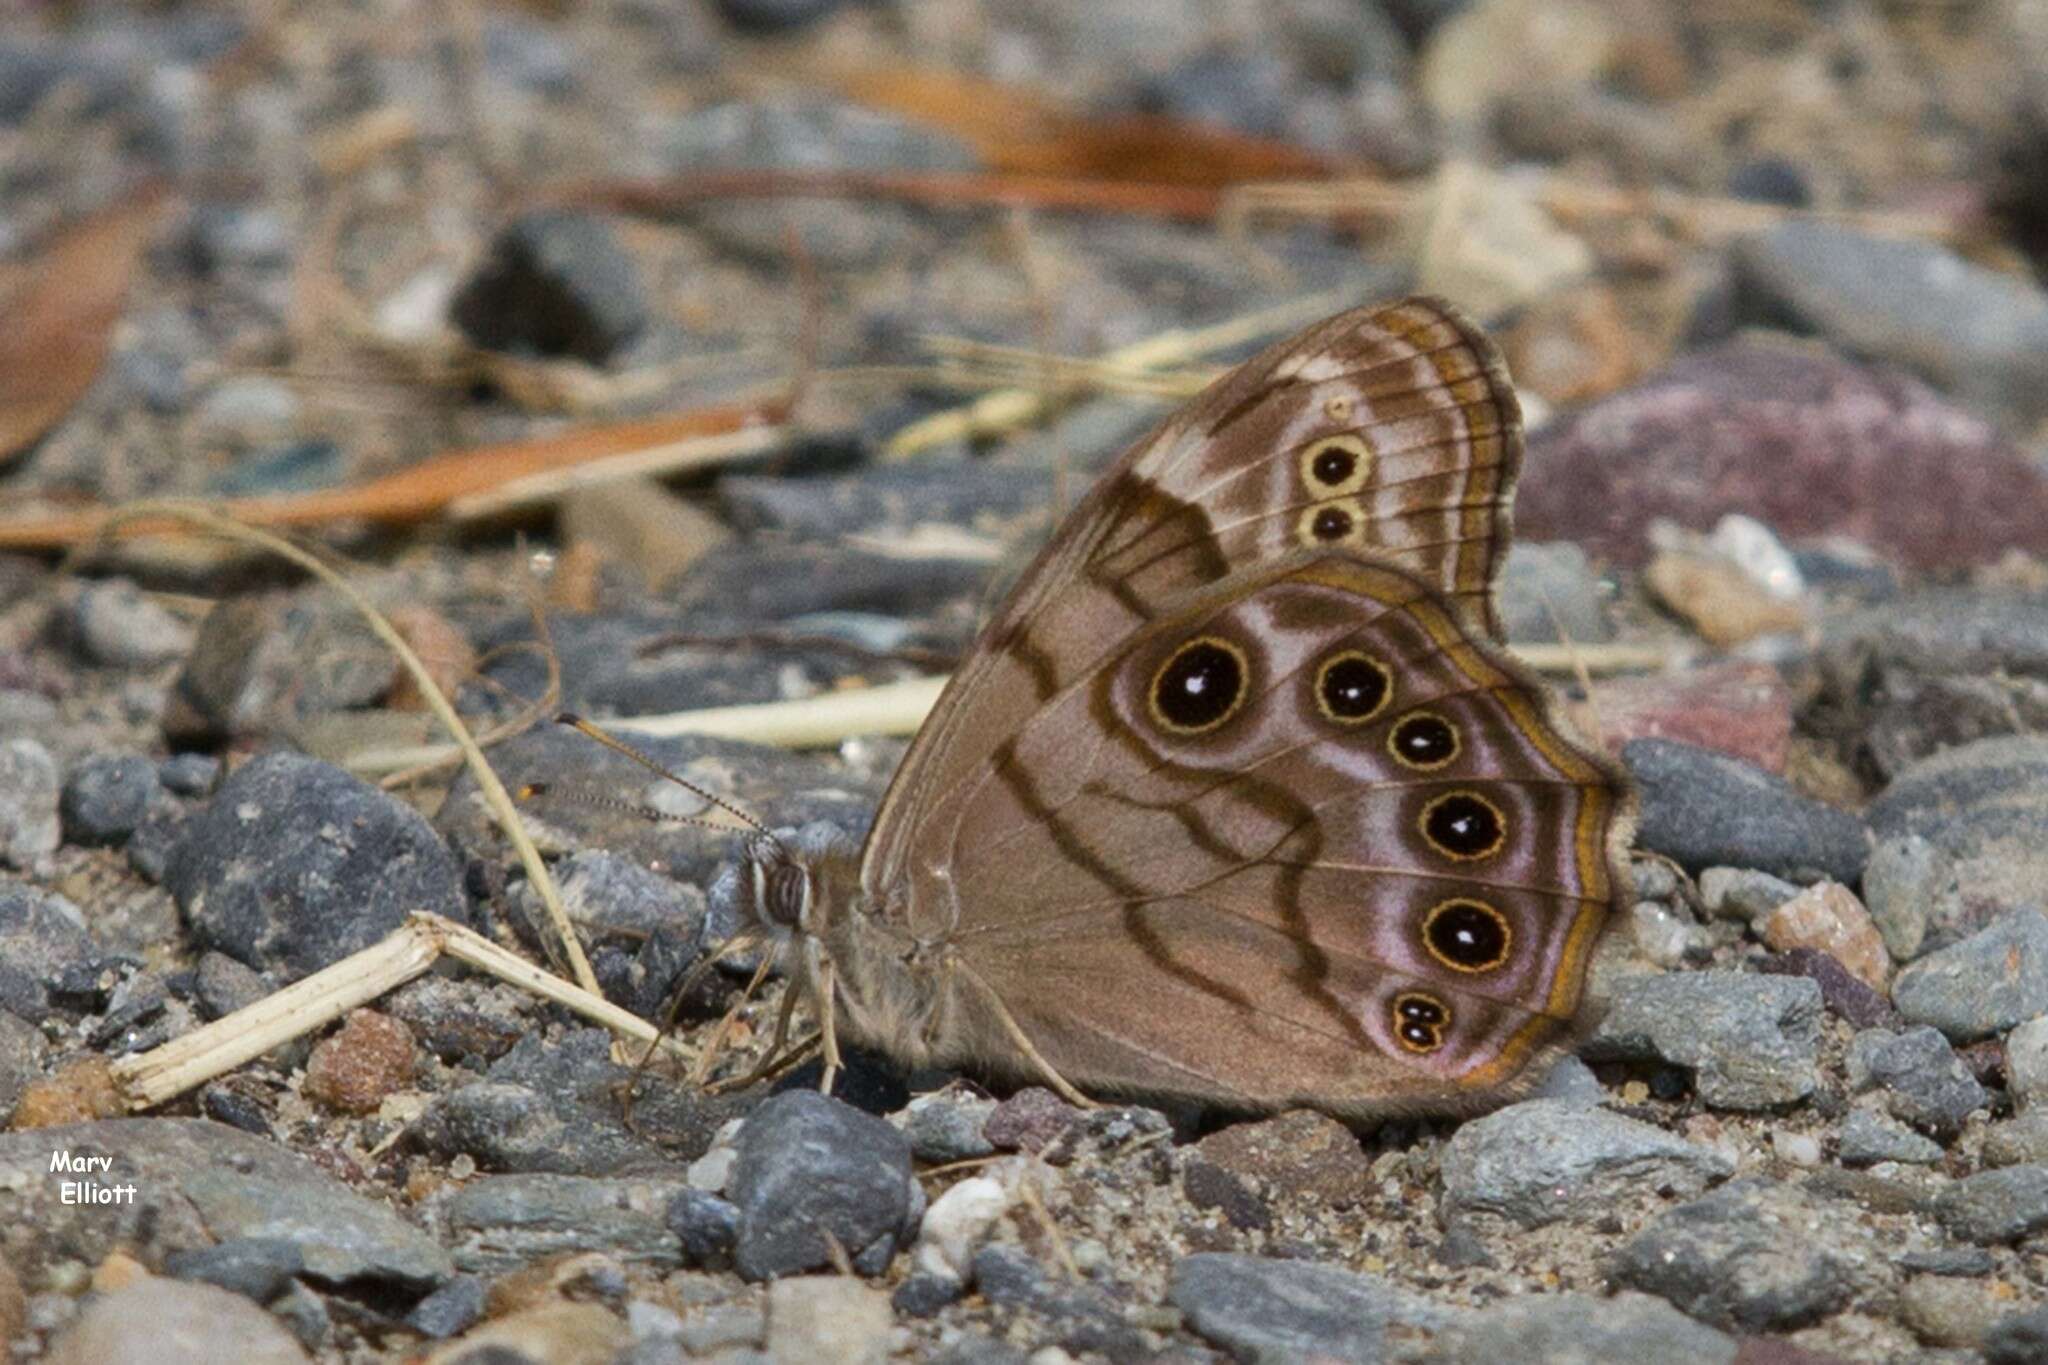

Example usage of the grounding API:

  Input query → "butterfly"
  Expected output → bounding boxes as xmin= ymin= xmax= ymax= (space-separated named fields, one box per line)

xmin=709 ymin=295 xmax=1635 ymax=1120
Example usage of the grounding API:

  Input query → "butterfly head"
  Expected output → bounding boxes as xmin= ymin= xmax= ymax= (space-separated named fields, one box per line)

xmin=713 ymin=821 xmax=864 ymax=946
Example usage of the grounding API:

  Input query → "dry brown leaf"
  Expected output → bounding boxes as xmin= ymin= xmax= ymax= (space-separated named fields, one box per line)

xmin=0 ymin=189 xmax=165 ymax=464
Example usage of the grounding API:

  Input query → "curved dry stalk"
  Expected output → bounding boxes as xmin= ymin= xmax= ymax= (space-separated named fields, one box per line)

xmin=82 ymin=500 xmax=597 ymax=996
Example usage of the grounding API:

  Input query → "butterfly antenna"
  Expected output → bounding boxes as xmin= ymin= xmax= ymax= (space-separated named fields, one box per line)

xmin=553 ymin=712 xmax=778 ymax=843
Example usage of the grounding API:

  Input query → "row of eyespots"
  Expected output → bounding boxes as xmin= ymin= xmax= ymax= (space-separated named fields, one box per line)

xmin=1295 ymin=433 xmax=1374 ymax=551
xmin=1385 ymin=895 xmax=1522 ymax=1055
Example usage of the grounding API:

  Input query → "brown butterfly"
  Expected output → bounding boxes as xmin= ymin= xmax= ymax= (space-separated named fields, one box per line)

xmin=710 ymin=295 xmax=1635 ymax=1121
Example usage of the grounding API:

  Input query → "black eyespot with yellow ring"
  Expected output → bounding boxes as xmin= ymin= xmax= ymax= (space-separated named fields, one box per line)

xmin=1392 ymin=991 xmax=1451 ymax=1053
xmin=1418 ymin=790 xmax=1507 ymax=862
xmin=1149 ymin=635 xmax=1249 ymax=736
xmin=1421 ymin=897 xmax=1513 ymax=973
xmin=1296 ymin=497 xmax=1366 ymax=550
xmin=1297 ymin=434 xmax=1372 ymax=498
xmin=1313 ymin=649 xmax=1391 ymax=725
xmin=1388 ymin=711 xmax=1460 ymax=770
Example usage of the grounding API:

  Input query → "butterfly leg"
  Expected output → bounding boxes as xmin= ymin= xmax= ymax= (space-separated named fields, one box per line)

xmin=956 ymin=960 xmax=1096 ymax=1109
xmin=805 ymin=937 xmax=845 ymax=1095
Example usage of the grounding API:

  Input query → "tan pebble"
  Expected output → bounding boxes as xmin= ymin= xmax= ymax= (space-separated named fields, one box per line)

xmin=1762 ymin=882 xmax=1891 ymax=990
xmin=11 ymin=1058 xmax=123 ymax=1130
xmin=303 ymin=1009 xmax=416 ymax=1115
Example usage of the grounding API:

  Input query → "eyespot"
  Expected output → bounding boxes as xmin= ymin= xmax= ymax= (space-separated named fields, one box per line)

xmin=1149 ymin=636 xmax=1249 ymax=735
xmin=1422 ymin=898 xmax=1512 ymax=973
xmin=1298 ymin=434 xmax=1372 ymax=497
xmin=1296 ymin=497 xmax=1365 ymax=550
xmin=1392 ymin=991 xmax=1451 ymax=1053
xmin=1418 ymin=791 xmax=1506 ymax=861
xmin=1389 ymin=711 xmax=1460 ymax=770
xmin=1314 ymin=650 xmax=1391 ymax=725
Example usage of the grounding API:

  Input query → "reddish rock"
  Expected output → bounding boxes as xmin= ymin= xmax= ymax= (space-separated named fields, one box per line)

xmin=982 ymin=1087 xmax=1081 ymax=1155
xmin=1575 ymin=661 xmax=1793 ymax=772
xmin=1519 ymin=344 xmax=2048 ymax=569
xmin=304 ymin=1009 xmax=416 ymax=1115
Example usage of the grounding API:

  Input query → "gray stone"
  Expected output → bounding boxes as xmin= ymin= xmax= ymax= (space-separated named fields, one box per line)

xmin=1837 ymin=1108 xmax=1944 ymax=1167
xmin=161 ymin=1236 xmax=304 ymax=1302
xmin=404 ymin=1275 xmax=486 ymax=1339
xmin=449 ymin=212 xmax=647 ymax=364
xmin=189 ymin=377 xmax=301 ymax=451
xmin=43 ymin=1276 xmax=308 ymax=1365
xmin=1935 ymin=1165 xmax=2048 ymax=1243
xmin=60 ymin=755 xmax=162 ymax=847
xmin=165 ymin=752 xmax=467 ymax=978
xmin=1622 ymin=739 xmax=1868 ymax=883
xmin=1843 ymin=1026 xmax=1988 ymax=1136
xmin=1169 ymin=1252 xmax=1450 ymax=1364
xmin=0 ymin=739 xmax=60 ymax=868
xmin=1698 ymin=866 xmax=1801 ymax=923
xmin=1899 ymin=1274 xmax=2004 ymax=1350
xmin=1497 ymin=541 xmax=1613 ymax=645
xmin=0 ymin=882 xmax=95 ymax=1019
xmin=67 ymin=579 xmax=194 ymax=668
xmin=2006 ymin=1015 xmax=2048 ymax=1109
xmin=1862 ymin=834 xmax=1947 ymax=961
xmin=1891 ymin=909 xmax=2048 ymax=1041
xmin=1732 ymin=221 xmax=2048 ymax=427
xmin=1438 ymin=1099 xmax=1734 ymax=1229
xmin=898 ymin=1092 xmax=997 ymax=1163
xmin=157 ymin=753 xmax=220 ymax=797
xmin=1609 ymin=1179 xmax=1857 ymax=1332
xmin=1530 ymin=1054 xmax=1605 ymax=1105
xmin=972 ymin=1244 xmax=1149 ymax=1360
xmin=1868 ymin=738 xmax=2048 ymax=939
xmin=728 ymin=1090 xmax=918 ymax=1281
xmin=193 ymin=951 xmax=267 ymax=1020
xmin=1415 ymin=1291 xmax=1738 ymax=1365
xmin=435 ymin=1172 xmax=690 ymax=1275
xmin=1584 ymin=971 xmax=1821 ymax=1109
xmin=1984 ymin=1110 xmax=2048 ymax=1168
xmin=719 ymin=462 xmax=1052 ymax=542
xmin=666 ymin=1188 xmax=739 ymax=1266
xmin=0 ymin=1119 xmax=451 ymax=1289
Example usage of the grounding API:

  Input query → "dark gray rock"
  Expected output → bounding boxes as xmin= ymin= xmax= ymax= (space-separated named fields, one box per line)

xmin=1844 ymin=1026 xmax=1987 ymax=1136
xmin=1818 ymin=596 xmax=2048 ymax=782
xmin=1609 ymin=1179 xmax=1857 ymax=1332
xmin=1417 ymin=1291 xmax=1738 ymax=1365
xmin=193 ymin=951 xmax=268 ymax=1020
xmin=1169 ymin=1252 xmax=1449 ymax=1364
xmin=0 ymin=1007 xmax=41 ymax=1123
xmin=713 ymin=0 xmax=842 ymax=33
xmin=434 ymin=1172 xmax=690 ymax=1275
xmin=1732 ymin=221 xmax=2048 ymax=427
xmin=404 ymin=1274 xmax=487 ymax=1339
xmin=449 ymin=212 xmax=647 ymax=364
xmin=1837 ymin=1108 xmax=1944 ymax=1167
xmin=1497 ymin=541 xmax=1613 ymax=645
xmin=0 ymin=1118 xmax=451 ymax=1289
xmin=1891 ymin=909 xmax=2048 ymax=1041
xmin=381 ymin=975 xmax=527 ymax=1061
xmin=0 ymin=882 xmax=96 ymax=1020
xmin=718 ymin=462 xmax=1051 ymax=541
xmin=0 ymin=738 xmax=60 ymax=868
xmin=165 ymin=752 xmax=467 ymax=978
xmin=1935 ymin=1165 xmax=2048 ymax=1244
xmin=549 ymin=850 xmax=708 ymax=943
xmin=1583 ymin=971 xmax=1822 ymax=1109
xmin=60 ymin=754 xmax=162 ymax=846
xmin=893 ymin=1271 xmax=965 ymax=1318
xmin=1438 ymin=1099 xmax=1733 ymax=1229
xmin=410 ymin=1028 xmax=732 ymax=1175
xmin=728 ymin=1089 xmax=918 ymax=1281
xmin=1985 ymin=1303 xmax=2048 ymax=1365
xmin=1622 ymin=739 xmax=1868 ymax=883
xmin=1984 ymin=1110 xmax=2048 ymax=1169
xmin=162 ymin=1236 xmax=304 ymax=1302
xmin=1698 ymin=866 xmax=1801 ymax=923
xmin=972 ymin=1244 xmax=1148 ymax=1361
xmin=665 ymin=1188 xmax=739 ymax=1266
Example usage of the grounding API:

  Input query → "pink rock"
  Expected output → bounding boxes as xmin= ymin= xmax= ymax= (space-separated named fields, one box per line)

xmin=1762 ymin=882 xmax=1891 ymax=992
xmin=1575 ymin=660 xmax=1793 ymax=772
xmin=1518 ymin=344 xmax=2048 ymax=569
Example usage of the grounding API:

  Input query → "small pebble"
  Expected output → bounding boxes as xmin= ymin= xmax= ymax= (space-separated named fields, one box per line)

xmin=302 ymin=1010 xmax=416 ymax=1114
xmin=60 ymin=755 xmax=161 ymax=847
